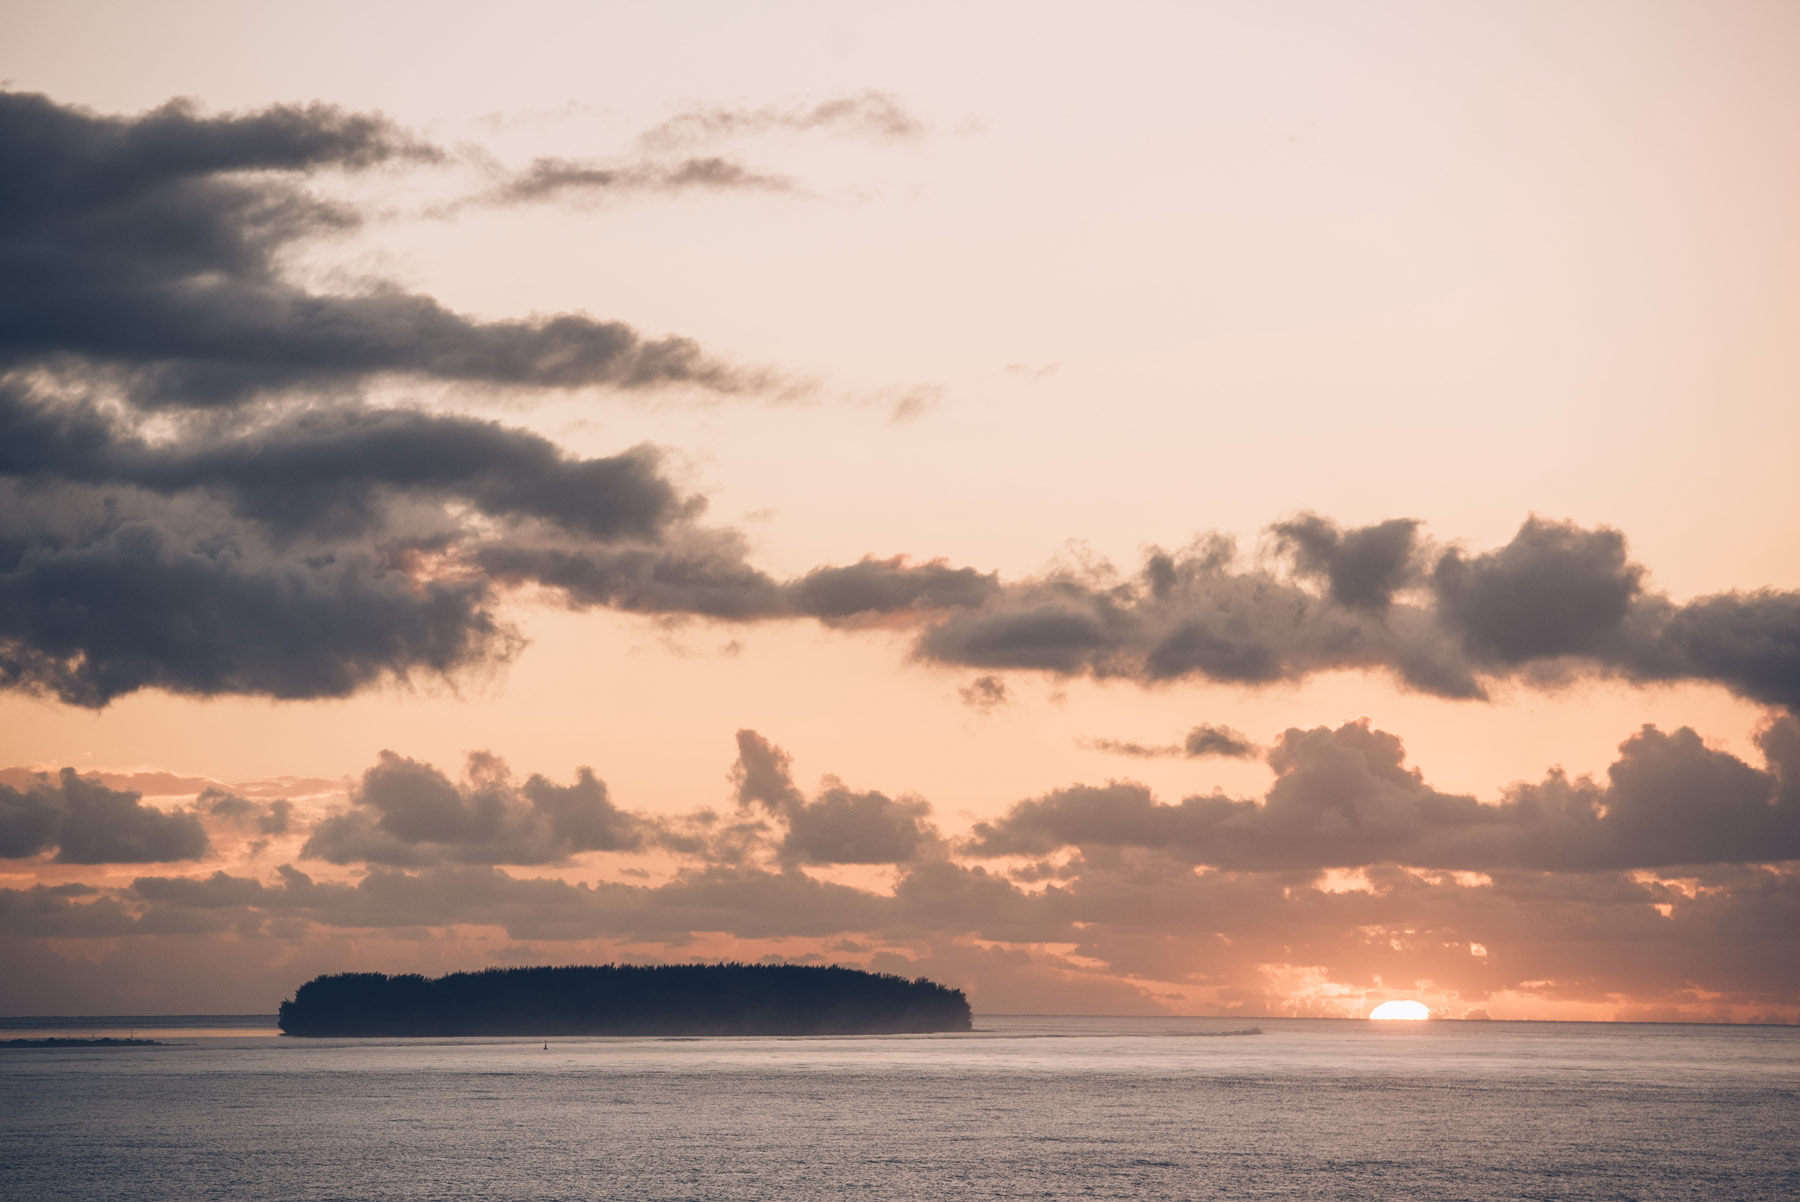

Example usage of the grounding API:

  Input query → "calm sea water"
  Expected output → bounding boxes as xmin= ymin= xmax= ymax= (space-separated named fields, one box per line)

xmin=3 ymin=1015 xmax=1797 ymax=1200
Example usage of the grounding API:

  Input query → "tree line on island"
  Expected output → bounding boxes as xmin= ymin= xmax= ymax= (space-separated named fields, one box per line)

xmin=277 ymin=963 xmax=974 ymax=1036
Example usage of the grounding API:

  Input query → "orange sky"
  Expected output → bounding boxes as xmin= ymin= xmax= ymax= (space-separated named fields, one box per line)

xmin=2 ymin=1 xmax=1797 ymax=1021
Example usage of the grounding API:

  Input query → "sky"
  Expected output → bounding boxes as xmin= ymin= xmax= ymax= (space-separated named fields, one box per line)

xmin=2 ymin=0 xmax=1798 ymax=1021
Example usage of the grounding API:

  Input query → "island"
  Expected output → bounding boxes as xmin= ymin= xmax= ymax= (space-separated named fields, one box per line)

xmin=277 ymin=963 xmax=973 ymax=1036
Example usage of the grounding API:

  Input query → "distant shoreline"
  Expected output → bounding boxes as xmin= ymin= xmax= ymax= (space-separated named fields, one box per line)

xmin=2 ymin=1037 xmax=163 ymax=1049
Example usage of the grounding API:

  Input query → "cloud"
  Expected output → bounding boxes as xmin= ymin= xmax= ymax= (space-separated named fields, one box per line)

xmin=1184 ymin=725 xmax=1257 ymax=758
xmin=914 ymin=528 xmax=1471 ymax=693
xmin=637 ymin=93 xmax=923 ymax=150
xmin=913 ymin=517 xmax=1800 ymax=711
xmin=6 ymin=332 xmax=1797 ymax=713
xmin=482 ymin=545 xmax=998 ymax=625
xmin=1271 ymin=514 xmax=1421 ymax=611
xmin=1640 ymin=590 xmax=1800 ymax=712
xmin=958 ymin=674 xmax=1011 ymax=711
xmin=0 ymin=767 xmax=220 ymax=797
xmin=0 ymin=377 xmax=766 ymax=705
xmin=0 ymin=374 xmax=1007 ymax=705
xmin=202 ymin=789 xmax=293 ymax=837
xmin=303 ymin=750 xmax=648 ymax=867
xmin=0 ymin=482 xmax=518 ymax=706
xmin=1432 ymin=517 xmax=1642 ymax=663
xmin=970 ymin=714 xmax=1800 ymax=871
xmin=97 ymin=860 xmax=898 ymax=944
xmin=730 ymin=730 xmax=940 ymax=866
xmin=8 ymin=405 xmax=1799 ymax=711
xmin=9 ymin=717 xmax=1800 ymax=1019
xmin=0 ymin=89 xmax=770 ymax=408
xmin=1084 ymin=724 xmax=1256 ymax=759
xmin=458 ymin=93 xmax=927 ymax=212
xmin=788 ymin=557 xmax=1000 ymax=621
xmin=10 ymin=851 xmax=1798 ymax=1019
xmin=0 ymin=385 xmax=691 ymax=541
xmin=0 ymin=769 xmax=210 ymax=863
xmin=481 ymin=156 xmax=794 ymax=207
xmin=475 ymin=538 xmax=789 ymax=620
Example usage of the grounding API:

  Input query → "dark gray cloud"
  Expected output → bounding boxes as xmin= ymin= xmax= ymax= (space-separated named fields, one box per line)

xmin=913 ymin=518 xmax=1800 ymax=711
xmin=485 ymin=156 xmax=794 ymax=206
xmin=958 ymin=674 xmax=1012 ymax=711
xmin=0 ymin=483 xmax=517 ymax=706
xmin=303 ymin=750 xmax=647 ymax=867
xmin=0 ymin=90 xmax=798 ymax=703
xmin=1432 ymin=517 xmax=1642 ymax=663
xmin=0 ymin=375 xmax=1004 ymax=704
xmin=969 ymin=715 xmax=1800 ymax=871
xmin=637 ymin=92 xmax=922 ymax=150
xmin=0 ymin=374 xmax=765 ymax=705
xmin=477 ymin=539 xmax=788 ymax=620
xmin=1083 ymin=724 xmax=1256 ymax=759
xmin=1185 ymin=724 xmax=1257 ymax=758
xmin=480 ymin=544 xmax=998 ymax=624
xmin=0 ymin=89 xmax=767 ymax=408
xmin=788 ymin=557 xmax=1000 ymax=621
xmin=0 ymin=384 xmax=690 ymax=541
xmin=0 ymin=769 xmax=209 ymax=863
xmin=1271 ymin=514 xmax=1420 ymax=611
xmin=731 ymin=730 xmax=939 ymax=865
xmin=1641 ymin=591 xmax=1800 ymax=712
xmin=9 ymin=411 xmax=1799 ymax=711
xmin=915 ymin=529 xmax=1470 ymax=693
xmin=11 ymin=91 xmax=1791 ymax=720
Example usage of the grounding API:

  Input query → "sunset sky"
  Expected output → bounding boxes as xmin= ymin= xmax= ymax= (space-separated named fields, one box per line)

xmin=4 ymin=0 xmax=1798 ymax=1021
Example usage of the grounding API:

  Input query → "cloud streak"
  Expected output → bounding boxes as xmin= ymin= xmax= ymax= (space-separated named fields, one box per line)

xmin=1082 ymin=724 xmax=1257 ymax=760
xmin=479 ymin=156 xmax=795 ymax=207
xmin=637 ymin=93 xmax=923 ymax=150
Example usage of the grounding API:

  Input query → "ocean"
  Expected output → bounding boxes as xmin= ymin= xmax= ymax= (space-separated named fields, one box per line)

xmin=3 ymin=1015 xmax=1796 ymax=1200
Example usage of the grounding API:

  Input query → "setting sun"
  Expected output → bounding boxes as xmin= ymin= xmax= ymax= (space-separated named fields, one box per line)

xmin=1370 ymin=1000 xmax=1432 ymax=1021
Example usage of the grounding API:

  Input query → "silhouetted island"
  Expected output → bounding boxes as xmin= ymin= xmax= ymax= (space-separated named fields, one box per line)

xmin=278 ymin=963 xmax=973 ymax=1036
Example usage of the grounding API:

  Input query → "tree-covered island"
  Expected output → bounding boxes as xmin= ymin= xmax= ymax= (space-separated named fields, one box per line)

xmin=278 ymin=963 xmax=973 ymax=1036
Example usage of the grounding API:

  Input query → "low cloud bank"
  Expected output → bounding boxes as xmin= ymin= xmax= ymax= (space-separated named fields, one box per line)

xmin=976 ymin=714 xmax=1800 ymax=871
xmin=0 ymin=770 xmax=209 ymax=863
xmin=7 ymin=718 xmax=1800 ymax=1019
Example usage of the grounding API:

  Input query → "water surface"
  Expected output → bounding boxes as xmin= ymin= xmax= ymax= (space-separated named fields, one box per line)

xmin=4 ymin=1015 xmax=1796 ymax=1200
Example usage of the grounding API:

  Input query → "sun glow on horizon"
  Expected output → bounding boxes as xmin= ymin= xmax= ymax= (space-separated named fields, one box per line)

xmin=1369 ymin=1000 xmax=1432 ymax=1021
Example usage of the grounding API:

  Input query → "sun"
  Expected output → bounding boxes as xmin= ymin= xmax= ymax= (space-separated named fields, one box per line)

xmin=1369 ymin=1000 xmax=1431 ymax=1021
